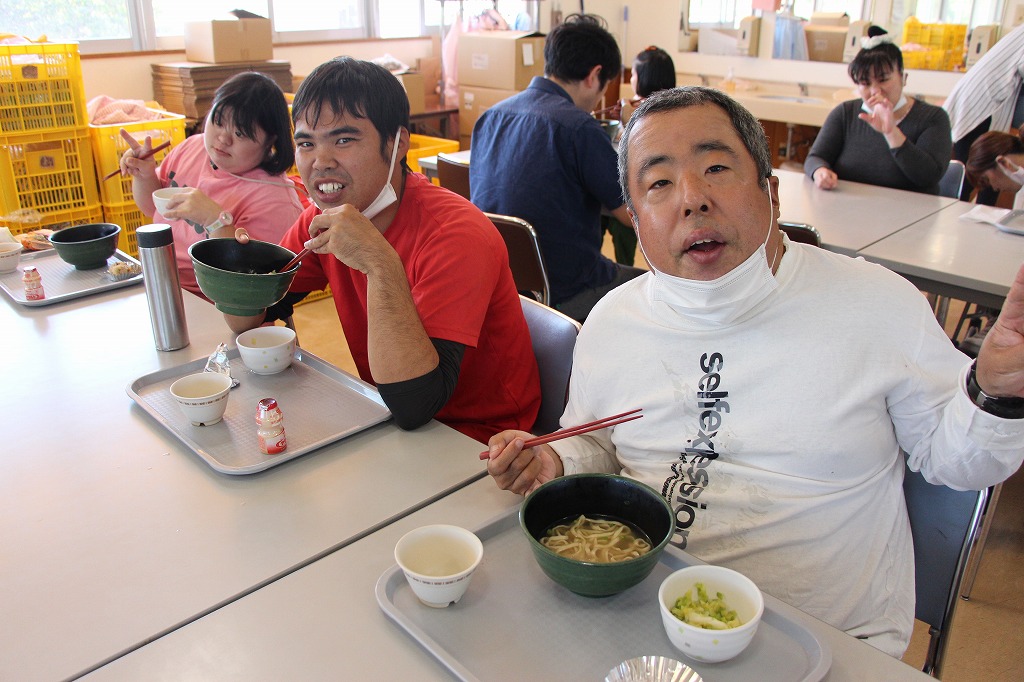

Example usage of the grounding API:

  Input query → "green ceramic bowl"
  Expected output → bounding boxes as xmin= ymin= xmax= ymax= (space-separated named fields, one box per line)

xmin=520 ymin=473 xmax=674 ymax=597
xmin=189 ymin=239 xmax=299 ymax=317
xmin=48 ymin=223 xmax=121 ymax=270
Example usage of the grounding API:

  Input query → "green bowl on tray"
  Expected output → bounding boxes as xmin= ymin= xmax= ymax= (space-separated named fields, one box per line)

xmin=189 ymin=238 xmax=300 ymax=317
xmin=520 ymin=473 xmax=674 ymax=597
xmin=48 ymin=223 xmax=121 ymax=270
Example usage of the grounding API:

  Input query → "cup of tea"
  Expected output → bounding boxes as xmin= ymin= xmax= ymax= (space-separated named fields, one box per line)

xmin=394 ymin=525 xmax=484 ymax=608
xmin=169 ymin=372 xmax=233 ymax=426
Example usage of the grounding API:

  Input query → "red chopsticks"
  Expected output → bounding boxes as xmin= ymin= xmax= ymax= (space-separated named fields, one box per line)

xmin=478 ymin=408 xmax=643 ymax=460
xmin=102 ymin=140 xmax=172 ymax=181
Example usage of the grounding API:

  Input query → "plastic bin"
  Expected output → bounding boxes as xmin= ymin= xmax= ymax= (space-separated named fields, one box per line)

xmin=0 ymin=42 xmax=88 ymax=135
xmin=101 ymin=199 xmax=152 ymax=257
xmin=407 ymin=133 xmax=459 ymax=174
xmin=0 ymin=202 xmax=103 ymax=236
xmin=0 ymin=127 xmax=100 ymax=217
xmin=90 ymin=109 xmax=187 ymax=204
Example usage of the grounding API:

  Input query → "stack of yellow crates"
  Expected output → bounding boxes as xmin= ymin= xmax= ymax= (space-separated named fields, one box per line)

xmin=901 ymin=18 xmax=967 ymax=71
xmin=89 ymin=108 xmax=186 ymax=256
xmin=0 ymin=42 xmax=102 ymax=239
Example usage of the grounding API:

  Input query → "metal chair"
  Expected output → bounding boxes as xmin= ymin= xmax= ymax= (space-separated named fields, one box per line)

xmin=779 ymin=221 xmax=822 ymax=247
xmin=519 ymin=295 xmax=581 ymax=435
xmin=486 ymin=212 xmax=551 ymax=307
xmin=938 ymin=160 xmax=966 ymax=200
xmin=903 ymin=459 xmax=989 ymax=678
xmin=436 ymin=152 xmax=471 ymax=200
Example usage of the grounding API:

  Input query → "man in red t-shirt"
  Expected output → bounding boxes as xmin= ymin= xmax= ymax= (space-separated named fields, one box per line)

xmin=226 ymin=57 xmax=540 ymax=443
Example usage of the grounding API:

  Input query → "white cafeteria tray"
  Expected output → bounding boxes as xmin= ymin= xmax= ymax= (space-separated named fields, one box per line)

xmin=0 ymin=248 xmax=142 ymax=306
xmin=377 ymin=509 xmax=832 ymax=682
xmin=128 ymin=347 xmax=392 ymax=474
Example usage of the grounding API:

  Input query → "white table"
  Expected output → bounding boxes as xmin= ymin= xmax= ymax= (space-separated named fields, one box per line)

xmin=773 ymin=168 xmax=960 ymax=256
xmin=81 ymin=478 xmax=930 ymax=682
xmin=417 ymin=149 xmax=472 ymax=183
xmin=858 ymin=201 xmax=1024 ymax=310
xmin=2 ymin=284 xmax=487 ymax=682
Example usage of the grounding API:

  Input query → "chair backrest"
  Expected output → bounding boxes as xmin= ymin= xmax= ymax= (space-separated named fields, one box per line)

xmin=779 ymin=221 xmax=822 ymax=247
xmin=486 ymin=212 xmax=551 ymax=307
xmin=519 ymin=295 xmax=581 ymax=435
xmin=436 ymin=152 xmax=471 ymax=200
xmin=939 ymin=160 xmax=966 ymax=200
xmin=903 ymin=459 xmax=988 ymax=677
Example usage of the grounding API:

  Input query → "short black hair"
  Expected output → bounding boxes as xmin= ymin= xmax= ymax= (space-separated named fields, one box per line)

xmin=633 ymin=46 xmax=676 ymax=98
xmin=618 ymin=87 xmax=773 ymax=212
xmin=544 ymin=13 xmax=622 ymax=88
xmin=848 ymin=26 xmax=904 ymax=84
xmin=291 ymin=56 xmax=409 ymax=162
xmin=208 ymin=71 xmax=295 ymax=175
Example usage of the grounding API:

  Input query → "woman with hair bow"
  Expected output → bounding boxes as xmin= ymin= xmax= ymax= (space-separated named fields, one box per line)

xmin=804 ymin=26 xmax=952 ymax=194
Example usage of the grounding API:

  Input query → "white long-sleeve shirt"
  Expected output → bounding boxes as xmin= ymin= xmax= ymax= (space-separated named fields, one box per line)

xmin=944 ymin=23 xmax=1024 ymax=141
xmin=553 ymin=239 xmax=1024 ymax=657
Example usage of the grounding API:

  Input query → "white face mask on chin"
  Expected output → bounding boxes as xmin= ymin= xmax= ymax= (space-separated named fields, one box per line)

xmin=640 ymin=189 xmax=780 ymax=326
xmin=361 ymin=127 xmax=402 ymax=220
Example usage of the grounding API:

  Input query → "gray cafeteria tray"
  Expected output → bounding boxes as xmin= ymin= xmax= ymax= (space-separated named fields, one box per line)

xmin=128 ymin=347 xmax=392 ymax=475
xmin=0 ymin=248 xmax=142 ymax=305
xmin=377 ymin=509 xmax=832 ymax=682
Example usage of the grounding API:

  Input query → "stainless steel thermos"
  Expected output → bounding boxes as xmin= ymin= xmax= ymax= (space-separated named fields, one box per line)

xmin=137 ymin=223 xmax=189 ymax=351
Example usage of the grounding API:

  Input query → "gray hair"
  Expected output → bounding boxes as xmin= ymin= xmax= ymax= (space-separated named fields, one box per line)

xmin=617 ymin=86 xmax=774 ymax=212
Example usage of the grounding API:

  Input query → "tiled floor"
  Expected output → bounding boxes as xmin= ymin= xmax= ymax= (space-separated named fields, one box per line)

xmin=292 ymin=237 xmax=1024 ymax=680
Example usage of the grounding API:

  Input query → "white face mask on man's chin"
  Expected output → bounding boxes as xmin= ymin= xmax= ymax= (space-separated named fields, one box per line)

xmin=361 ymin=127 xmax=403 ymax=220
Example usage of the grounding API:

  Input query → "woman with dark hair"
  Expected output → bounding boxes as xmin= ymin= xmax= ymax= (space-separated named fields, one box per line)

xmin=616 ymin=46 xmax=676 ymax=125
xmin=120 ymin=71 xmax=303 ymax=297
xmin=966 ymin=130 xmax=1024 ymax=208
xmin=804 ymin=26 xmax=952 ymax=194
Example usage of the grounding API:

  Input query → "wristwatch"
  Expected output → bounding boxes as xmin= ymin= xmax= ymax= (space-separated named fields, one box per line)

xmin=204 ymin=210 xmax=233 ymax=235
xmin=966 ymin=361 xmax=1024 ymax=419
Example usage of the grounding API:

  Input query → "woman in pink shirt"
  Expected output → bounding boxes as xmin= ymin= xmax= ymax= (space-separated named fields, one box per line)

xmin=120 ymin=72 xmax=303 ymax=297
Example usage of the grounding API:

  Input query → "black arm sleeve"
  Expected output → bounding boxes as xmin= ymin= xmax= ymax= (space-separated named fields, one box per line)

xmin=376 ymin=338 xmax=466 ymax=430
xmin=262 ymin=291 xmax=310 ymax=324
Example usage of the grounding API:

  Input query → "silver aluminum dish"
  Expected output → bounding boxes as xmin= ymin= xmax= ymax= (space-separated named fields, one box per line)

xmin=0 ymin=248 xmax=142 ymax=306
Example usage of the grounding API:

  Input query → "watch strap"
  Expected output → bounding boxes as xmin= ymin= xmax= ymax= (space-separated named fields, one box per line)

xmin=966 ymin=361 xmax=1024 ymax=419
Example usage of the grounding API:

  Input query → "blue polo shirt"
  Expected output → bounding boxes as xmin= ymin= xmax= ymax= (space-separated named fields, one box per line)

xmin=470 ymin=77 xmax=621 ymax=304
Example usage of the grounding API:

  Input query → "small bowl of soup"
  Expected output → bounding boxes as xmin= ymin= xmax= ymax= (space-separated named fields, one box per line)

xmin=519 ymin=473 xmax=674 ymax=597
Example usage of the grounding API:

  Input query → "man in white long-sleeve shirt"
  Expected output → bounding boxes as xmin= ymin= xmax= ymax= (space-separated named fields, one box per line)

xmin=484 ymin=86 xmax=1024 ymax=658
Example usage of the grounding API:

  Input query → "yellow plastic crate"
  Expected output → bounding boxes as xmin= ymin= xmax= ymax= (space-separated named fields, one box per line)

xmin=0 ymin=127 xmax=100 ymax=217
xmin=101 ymin=200 xmax=153 ymax=257
xmin=90 ymin=109 xmax=187 ymax=204
xmin=0 ymin=202 xmax=103 ymax=236
xmin=407 ymin=133 xmax=459 ymax=174
xmin=0 ymin=42 xmax=87 ymax=135
xmin=295 ymin=286 xmax=333 ymax=306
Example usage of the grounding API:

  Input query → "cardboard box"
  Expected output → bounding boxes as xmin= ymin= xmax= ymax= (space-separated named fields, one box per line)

xmin=395 ymin=72 xmax=425 ymax=115
xmin=458 ymin=85 xmax=518 ymax=137
xmin=185 ymin=19 xmax=273 ymax=64
xmin=805 ymin=25 xmax=848 ymax=63
xmin=458 ymin=31 xmax=545 ymax=91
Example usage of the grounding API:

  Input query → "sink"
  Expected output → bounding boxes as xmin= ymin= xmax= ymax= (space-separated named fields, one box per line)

xmin=755 ymin=94 xmax=825 ymax=105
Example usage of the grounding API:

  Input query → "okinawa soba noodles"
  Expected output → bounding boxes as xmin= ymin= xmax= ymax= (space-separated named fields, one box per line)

xmin=541 ymin=514 xmax=652 ymax=563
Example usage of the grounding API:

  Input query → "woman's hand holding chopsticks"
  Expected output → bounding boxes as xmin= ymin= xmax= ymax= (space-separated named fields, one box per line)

xmin=483 ymin=430 xmax=564 ymax=496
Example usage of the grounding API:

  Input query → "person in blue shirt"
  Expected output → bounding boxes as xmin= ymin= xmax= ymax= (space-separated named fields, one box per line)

xmin=470 ymin=13 xmax=645 ymax=322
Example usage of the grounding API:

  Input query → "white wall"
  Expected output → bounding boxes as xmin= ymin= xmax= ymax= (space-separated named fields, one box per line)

xmin=81 ymin=38 xmax=436 ymax=102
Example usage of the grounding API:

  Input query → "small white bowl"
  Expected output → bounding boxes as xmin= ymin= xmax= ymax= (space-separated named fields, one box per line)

xmin=152 ymin=186 xmax=190 ymax=215
xmin=236 ymin=326 xmax=297 ymax=375
xmin=658 ymin=565 xmax=764 ymax=663
xmin=169 ymin=372 xmax=233 ymax=426
xmin=394 ymin=524 xmax=484 ymax=608
xmin=0 ymin=242 xmax=22 ymax=273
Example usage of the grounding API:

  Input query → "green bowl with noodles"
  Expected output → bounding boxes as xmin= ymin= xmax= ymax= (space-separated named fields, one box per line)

xmin=520 ymin=473 xmax=674 ymax=597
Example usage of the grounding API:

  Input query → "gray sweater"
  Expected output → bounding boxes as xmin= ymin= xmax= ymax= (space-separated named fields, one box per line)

xmin=804 ymin=98 xmax=952 ymax=194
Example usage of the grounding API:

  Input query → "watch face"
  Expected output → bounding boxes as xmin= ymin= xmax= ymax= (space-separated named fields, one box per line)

xmin=219 ymin=211 xmax=234 ymax=225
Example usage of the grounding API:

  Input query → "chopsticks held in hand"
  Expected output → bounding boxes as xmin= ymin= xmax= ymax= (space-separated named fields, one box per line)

xmin=478 ymin=408 xmax=643 ymax=460
xmin=102 ymin=140 xmax=172 ymax=181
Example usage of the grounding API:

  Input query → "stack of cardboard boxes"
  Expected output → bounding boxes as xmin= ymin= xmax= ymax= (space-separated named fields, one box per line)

xmin=152 ymin=18 xmax=292 ymax=125
xmin=456 ymin=31 xmax=546 ymax=149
